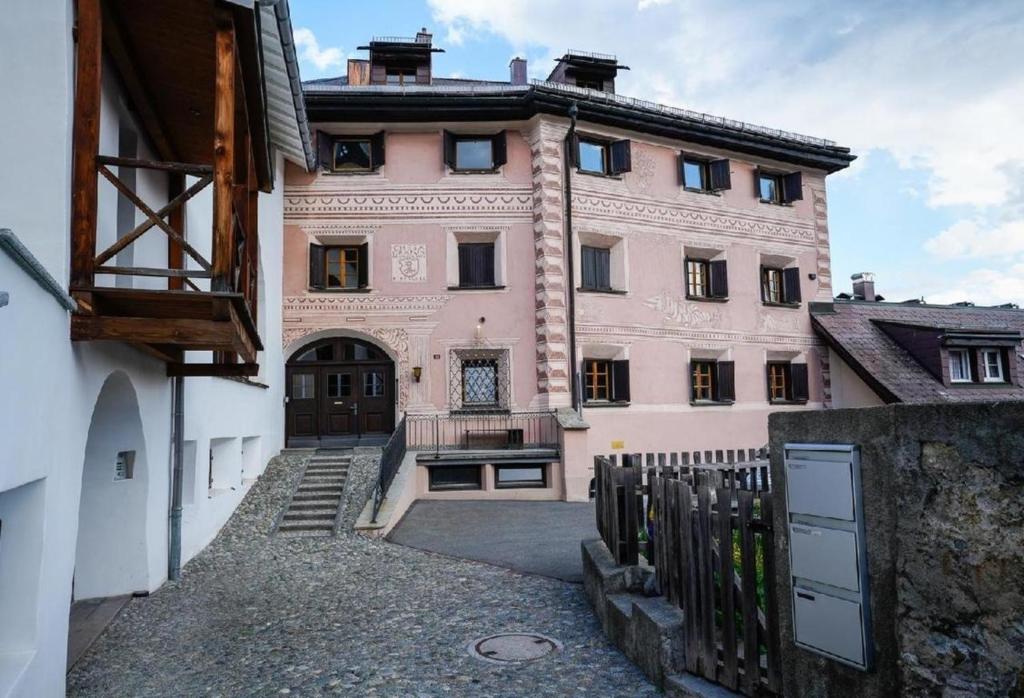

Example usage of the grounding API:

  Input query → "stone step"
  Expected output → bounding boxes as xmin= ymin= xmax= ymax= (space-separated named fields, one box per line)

xmin=277 ymin=521 xmax=334 ymax=533
xmin=290 ymin=492 xmax=342 ymax=502
xmin=310 ymin=456 xmax=352 ymax=463
xmin=283 ymin=511 xmax=336 ymax=522
xmin=303 ymin=469 xmax=348 ymax=477
xmin=288 ymin=501 xmax=340 ymax=511
xmin=297 ymin=484 xmax=345 ymax=493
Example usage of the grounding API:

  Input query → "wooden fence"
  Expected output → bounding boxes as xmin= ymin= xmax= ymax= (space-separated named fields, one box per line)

xmin=594 ymin=454 xmax=781 ymax=696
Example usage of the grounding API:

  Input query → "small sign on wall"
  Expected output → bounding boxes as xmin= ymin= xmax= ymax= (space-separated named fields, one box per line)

xmin=611 ymin=440 xmax=625 ymax=450
xmin=115 ymin=450 xmax=136 ymax=481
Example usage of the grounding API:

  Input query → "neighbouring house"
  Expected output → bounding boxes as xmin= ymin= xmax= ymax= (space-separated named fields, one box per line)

xmin=283 ymin=31 xmax=854 ymax=513
xmin=813 ymin=273 xmax=1024 ymax=407
xmin=0 ymin=0 xmax=312 ymax=693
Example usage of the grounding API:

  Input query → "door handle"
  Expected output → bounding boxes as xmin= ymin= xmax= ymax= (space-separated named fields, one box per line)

xmin=333 ymin=401 xmax=345 ymax=405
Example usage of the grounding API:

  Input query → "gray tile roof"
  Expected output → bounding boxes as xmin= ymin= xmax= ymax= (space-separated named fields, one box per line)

xmin=812 ymin=300 xmax=1024 ymax=403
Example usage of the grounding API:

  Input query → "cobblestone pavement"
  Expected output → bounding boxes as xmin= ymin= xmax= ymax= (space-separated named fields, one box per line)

xmin=67 ymin=455 xmax=658 ymax=697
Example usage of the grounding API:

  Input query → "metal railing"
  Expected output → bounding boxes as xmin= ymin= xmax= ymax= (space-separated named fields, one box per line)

xmin=0 ymin=229 xmax=78 ymax=311
xmin=407 ymin=410 xmax=560 ymax=456
xmin=370 ymin=414 xmax=407 ymax=523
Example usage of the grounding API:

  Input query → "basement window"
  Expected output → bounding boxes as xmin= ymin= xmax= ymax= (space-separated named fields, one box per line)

xmin=495 ymin=464 xmax=548 ymax=489
xmin=428 ymin=465 xmax=482 ymax=491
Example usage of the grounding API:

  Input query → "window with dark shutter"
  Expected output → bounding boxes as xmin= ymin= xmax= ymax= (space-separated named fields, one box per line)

xmin=357 ymin=243 xmax=369 ymax=288
xmin=457 ymin=243 xmax=496 ymax=288
xmin=708 ymin=159 xmax=732 ymax=191
xmin=581 ymin=246 xmax=611 ymax=290
xmin=316 ymin=131 xmax=332 ymax=171
xmin=782 ymin=171 xmax=803 ymax=203
xmin=309 ymin=244 xmax=326 ymax=289
xmin=491 ymin=131 xmax=508 ymax=168
xmin=686 ymin=258 xmax=710 ymax=298
xmin=443 ymin=130 xmax=457 ymax=170
xmin=716 ymin=361 xmax=736 ymax=402
xmin=611 ymin=360 xmax=631 ymax=402
xmin=577 ymin=138 xmax=607 ymax=174
xmin=691 ymin=361 xmax=715 ymax=401
xmin=791 ymin=363 xmax=809 ymax=402
xmin=709 ymin=260 xmax=729 ymax=299
xmin=584 ymin=359 xmax=610 ymax=401
xmin=370 ymin=131 xmax=386 ymax=168
xmin=609 ymin=139 xmax=632 ymax=174
xmin=767 ymin=362 xmax=790 ymax=402
xmin=783 ymin=267 xmax=802 ymax=304
xmin=680 ymin=154 xmax=708 ymax=191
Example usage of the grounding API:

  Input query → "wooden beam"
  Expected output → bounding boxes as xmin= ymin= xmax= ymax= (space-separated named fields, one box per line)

xmin=96 ymin=266 xmax=213 ymax=279
xmin=94 ymin=174 xmax=211 ymax=266
xmin=99 ymin=3 xmax=178 ymax=162
xmin=211 ymin=8 xmax=236 ymax=292
xmin=167 ymin=362 xmax=259 ymax=378
xmin=70 ymin=0 xmax=102 ymax=288
xmin=96 ymin=155 xmax=211 ymax=176
xmin=71 ymin=314 xmax=238 ymax=348
xmin=97 ymin=165 xmax=212 ymax=271
xmin=168 ymin=173 xmax=185 ymax=290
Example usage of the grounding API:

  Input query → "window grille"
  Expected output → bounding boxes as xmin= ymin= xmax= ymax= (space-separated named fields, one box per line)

xmin=449 ymin=348 xmax=510 ymax=411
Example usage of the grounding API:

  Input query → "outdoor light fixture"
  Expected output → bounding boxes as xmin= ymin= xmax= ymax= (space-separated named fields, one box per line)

xmin=475 ymin=316 xmax=486 ymax=342
xmin=412 ymin=366 xmax=422 ymax=382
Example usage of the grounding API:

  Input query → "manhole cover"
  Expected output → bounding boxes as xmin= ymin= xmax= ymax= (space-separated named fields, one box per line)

xmin=468 ymin=633 xmax=562 ymax=665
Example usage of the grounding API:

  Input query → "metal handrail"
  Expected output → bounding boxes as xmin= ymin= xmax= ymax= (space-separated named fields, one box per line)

xmin=406 ymin=410 xmax=560 ymax=456
xmin=371 ymin=414 xmax=407 ymax=523
xmin=0 ymin=228 xmax=77 ymax=311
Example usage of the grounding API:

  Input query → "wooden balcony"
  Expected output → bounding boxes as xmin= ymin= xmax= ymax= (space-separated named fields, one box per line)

xmin=68 ymin=0 xmax=272 ymax=377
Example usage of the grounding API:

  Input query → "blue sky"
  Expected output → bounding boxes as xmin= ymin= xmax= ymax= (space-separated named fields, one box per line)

xmin=289 ymin=0 xmax=1024 ymax=306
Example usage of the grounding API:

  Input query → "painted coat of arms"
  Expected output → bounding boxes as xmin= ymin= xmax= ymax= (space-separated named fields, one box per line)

xmin=391 ymin=244 xmax=427 ymax=282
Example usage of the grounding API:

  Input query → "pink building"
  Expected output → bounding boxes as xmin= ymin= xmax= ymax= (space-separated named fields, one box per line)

xmin=281 ymin=33 xmax=854 ymax=510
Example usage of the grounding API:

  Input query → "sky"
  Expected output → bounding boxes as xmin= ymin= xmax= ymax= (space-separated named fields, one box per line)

xmin=288 ymin=0 xmax=1024 ymax=306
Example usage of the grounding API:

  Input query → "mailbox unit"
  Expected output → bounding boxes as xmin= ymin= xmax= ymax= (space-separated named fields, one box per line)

xmin=783 ymin=443 xmax=873 ymax=670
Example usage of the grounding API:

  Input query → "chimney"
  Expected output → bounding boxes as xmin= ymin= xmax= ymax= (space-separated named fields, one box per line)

xmin=851 ymin=272 xmax=877 ymax=301
xmin=510 ymin=57 xmax=528 ymax=85
xmin=347 ymin=59 xmax=370 ymax=86
xmin=415 ymin=27 xmax=432 ymax=44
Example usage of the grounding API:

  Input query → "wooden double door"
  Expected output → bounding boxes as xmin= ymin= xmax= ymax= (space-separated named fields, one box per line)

xmin=286 ymin=338 xmax=395 ymax=446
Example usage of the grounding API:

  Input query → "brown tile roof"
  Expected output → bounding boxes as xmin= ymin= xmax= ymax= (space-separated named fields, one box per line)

xmin=811 ymin=300 xmax=1024 ymax=403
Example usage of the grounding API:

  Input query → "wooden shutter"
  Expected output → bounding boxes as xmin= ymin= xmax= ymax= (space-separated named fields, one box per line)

xmin=443 ymin=130 xmax=457 ymax=170
xmin=596 ymin=247 xmax=611 ymax=289
xmin=611 ymin=360 xmax=631 ymax=402
xmin=689 ymin=361 xmax=697 ymax=402
xmin=308 ymin=244 xmax=326 ymax=289
xmin=481 ymin=244 xmax=496 ymax=286
xmin=569 ymin=133 xmax=580 ymax=167
xmin=581 ymin=245 xmax=597 ymax=289
xmin=609 ymin=139 xmax=632 ymax=174
xmin=716 ymin=361 xmax=736 ymax=402
xmin=316 ymin=131 xmax=333 ymax=171
xmin=783 ymin=267 xmax=802 ymax=304
xmin=754 ymin=168 xmax=763 ymax=198
xmin=782 ymin=171 xmax=803 ymax=202
xmin=357 ymin=242 xmax=369 ymax=288
xmin=370 ymin=131 xmax=386 ymax=169
xmin=457 ymin=244 xmax=471 ymax=286
xmin=710 ymin=260 xmax=729 ymax=298
xmin=491 ymin=131 xmax=508 ymax=168
xmin=709 ymin=159 xmax=732 ymax=191
xmin=791 ymin=363 xmax=809 ymax=402
xmin=678 ymin=152 xmax=688 ymax=186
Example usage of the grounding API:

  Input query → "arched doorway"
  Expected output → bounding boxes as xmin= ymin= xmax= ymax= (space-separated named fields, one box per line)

xmin=74 ymin=371 xmax=150 ymax=600
xmin=286 ymin=336 xmax=396 ymax=447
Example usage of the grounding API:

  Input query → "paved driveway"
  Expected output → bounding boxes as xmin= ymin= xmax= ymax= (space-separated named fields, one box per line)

xmin=389 ymin=500 xmax=598 ymax=582
xmin=67 ymin=457 xmax=653 ymax=697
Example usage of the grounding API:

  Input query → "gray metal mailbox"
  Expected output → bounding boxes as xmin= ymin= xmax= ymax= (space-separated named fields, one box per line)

xmin=784 ymin=443 xmax=873 ymax=671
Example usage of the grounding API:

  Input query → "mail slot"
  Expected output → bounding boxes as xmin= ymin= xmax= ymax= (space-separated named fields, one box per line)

xmin=793 ymin=587 xmax=866 ymax=667
xmin=789 ymin=524 xmax=860 ymax=592
xmin=784 ymin=444 xmax=873 ymax=671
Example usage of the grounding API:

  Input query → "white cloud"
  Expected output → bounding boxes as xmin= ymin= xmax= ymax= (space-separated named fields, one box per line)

xmin=293 ymin=27 xmax=344 ymax=72
xmin=637 ymin=0 xmax=672 ymax=10
xmin=924 ymin=219 xmax=1024 ymax=259
xmin=924 ymin=265 xmax=1024 ymax=307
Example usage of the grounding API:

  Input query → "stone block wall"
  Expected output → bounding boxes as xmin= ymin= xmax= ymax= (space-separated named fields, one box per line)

xmin=769 ymin=402 xmax=1024 ymax=697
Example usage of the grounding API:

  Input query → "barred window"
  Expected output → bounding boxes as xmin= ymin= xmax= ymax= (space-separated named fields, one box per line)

xmin=450 ymin=349 xmax=510 ymax=411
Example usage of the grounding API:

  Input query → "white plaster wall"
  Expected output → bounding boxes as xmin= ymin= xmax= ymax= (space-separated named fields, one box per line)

xmin=828 ymin=349 xmax=886 ymax=408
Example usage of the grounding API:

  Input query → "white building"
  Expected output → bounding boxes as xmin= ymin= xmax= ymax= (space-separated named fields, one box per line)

xmin=0 ymin=1 xmax=312 ymax=694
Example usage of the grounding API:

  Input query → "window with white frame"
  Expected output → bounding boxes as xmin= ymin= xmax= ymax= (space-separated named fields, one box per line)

xmin=981 ymin=349 xmax=1004 ymax=382
xmin=948 ymin=349 xmax=971 ymax=383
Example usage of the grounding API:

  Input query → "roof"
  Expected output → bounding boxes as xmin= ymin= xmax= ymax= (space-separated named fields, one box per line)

xmin=302 ymin=78 xmax=854 ymax=172
xmin=259 ymin=0 xmax=315 ymax=171
xmin=811 ymin=300 xmax=1024 ymax=404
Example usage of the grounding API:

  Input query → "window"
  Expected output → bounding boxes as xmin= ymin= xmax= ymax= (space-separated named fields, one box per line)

xmin=386 ymin=67 xmax=416 ymax=85
xmin=766 ymin=362 xmax=809 ymax=403
xmin=457 ymin=243 xmax=496 ymax=288
xmin=584 ymin=359 xmax=630 ymax=403
xmin=949 ymin=349 xmax=972 ymax=383
xmin=575 ymin=76 xmax=604 ymax=90
xmin=981 ymin=349 xmax=1004 ymax=382
xmin=686 ymin=258 xmax=728 ymax=300
xmin=429 ymin=465 xmax=482 ymax=491
xmin=443 ymin=131 xmax=507 ymax=172
xmin=756 ymin=169 xmax=803 ymax=204
xmin=495 ymin=464 xmax=548 ymax=489
xmin=363 ymin=370 xmax=386 ymax=397
xmin=575 ymin=136 xmax=631 ymax=176
xmin=316 ymin=131 xmax=385 ymax=173
xmin=680 ymin=155 xmax=732 ymax=192
xmin=690 ymin=360 xmax=735 ymax=404
xmin=581 ymin=245 xmax=612 ymax=291
xmin=761 ymin=266 xmax=802 ymax=305
xmin=309 ymin=243 xmax=369 ymax=291
xmin=326 ymin=373 xmax=352 ymax=398
xmin=291 ymin=374 xmax=315 ymax=399
xmin=462 ymin=359 xmax=499 ymax=406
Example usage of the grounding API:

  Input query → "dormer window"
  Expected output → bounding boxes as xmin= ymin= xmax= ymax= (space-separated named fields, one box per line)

xmin=386 ymin=67 xmax=416 ymax=85
xmin=575 ymin=76 xmax=604 ymax=91
xmin=982 ymin=349 xmax=1004 ymax=382
xmin=949 ymin=349 xmax=972 ymax=383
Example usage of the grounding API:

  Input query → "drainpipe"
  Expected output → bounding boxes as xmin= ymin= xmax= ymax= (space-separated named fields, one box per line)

xmin=168 ymin=376 xmax=184 ymax=581
xmin=563 ymin=102 xmax=581 ymax=413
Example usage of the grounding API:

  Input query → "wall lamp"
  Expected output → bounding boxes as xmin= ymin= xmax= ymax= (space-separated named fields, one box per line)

xmin=412 ymin=366 xmax=422 ymax=383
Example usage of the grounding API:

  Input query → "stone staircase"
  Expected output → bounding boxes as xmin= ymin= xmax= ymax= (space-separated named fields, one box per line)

xmin=276 ymin=451 xmax=351 ymax=535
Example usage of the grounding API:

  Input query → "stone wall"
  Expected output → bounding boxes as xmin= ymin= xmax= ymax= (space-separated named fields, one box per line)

xmin=337 ymin=447 xmax=381 ymax=532
xmin=769 ymin=402 xmax=1024 ymax=697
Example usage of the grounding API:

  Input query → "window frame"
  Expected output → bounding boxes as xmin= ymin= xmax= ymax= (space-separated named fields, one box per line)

xmin=981 ymin=349 xmax=1005 ymax=383
xmin=428 ymin=465 xmax=483 ymax=492
xmin=762 ymin=266 xmax=784 ymax=304
xmin=580 ymin=244 xmax=613 ymax=292
xmin=385 ymin=67 xmax=417 ymax=85
xmin=577 ymin=137 xmax=609 ymax=175
xmin=457 ymin=242 xmax=497 ymax=289
xmin=691 ymin=360 xmax=716 ymax=402
xmin=686 ymin=258 xmax=710 ymax=299
xmin=681 ymin=158 xmax=711 ymax=193
xmin=452 ymin=137 xmax=495 ymax=172
xmin=324 ymin=246 xmax=361 ymax=290
xmin=331 ymin=138 xmax=374 ymax=173
xmin=584 ymin=358 xmax=611 ymax=402
xmin=494 ymin=464 xmax=549 ymax=489
xmin=948 ymin=348 xmax=972 ymax=383
xmin=758 ymin=171 xmax=783 ymax=203
xmin=767 ymin=362 xmax=791 ymax=402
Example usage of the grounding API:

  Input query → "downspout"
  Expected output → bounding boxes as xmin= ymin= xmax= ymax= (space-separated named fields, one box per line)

xmin=563 ymin=102 xmax=581 ymax=413
xmin=168 ymin=376 xmax=184 ymax=580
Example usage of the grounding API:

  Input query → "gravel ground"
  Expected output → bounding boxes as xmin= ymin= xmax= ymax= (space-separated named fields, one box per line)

xmin=67 ymin=455 xmax=657 ymax=697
